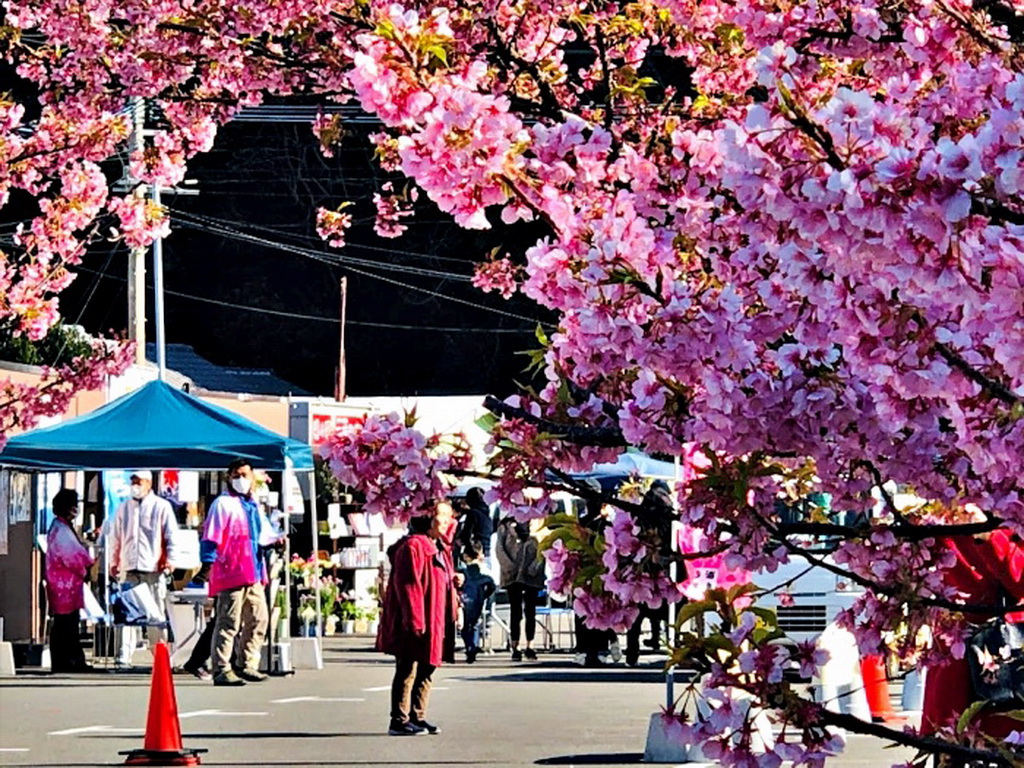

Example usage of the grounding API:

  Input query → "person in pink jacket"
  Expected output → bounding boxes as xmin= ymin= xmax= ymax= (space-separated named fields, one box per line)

xmin=46 ymin=489 xmax=95 ymax=673
xmin=202 ymin=458 xmax=274 ymax=686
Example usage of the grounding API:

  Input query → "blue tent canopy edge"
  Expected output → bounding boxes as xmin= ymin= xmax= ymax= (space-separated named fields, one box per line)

xmin=0 ymin=380 xmax=314 ymax=471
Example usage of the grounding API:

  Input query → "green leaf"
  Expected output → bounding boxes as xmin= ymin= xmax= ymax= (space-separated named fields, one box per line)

xmin=474 ymin=412 xmax=498 ymax=434
xmin=675 ymin=600 xmax=715 ymax=628
xmin=956 ymin=700 xmax=988 ymax=734
xmin=746 ymin=606 xmax=779 ymax=628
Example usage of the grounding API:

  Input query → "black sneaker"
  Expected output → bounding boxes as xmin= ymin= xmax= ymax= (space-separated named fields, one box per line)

xmin=388 ymin=721 xmax=426 ymax=736
xmin=410 ymin=719 xmax=441 ymax=735
xmin=523 ymin=648 xmax=537 ymax=661
xmin=511 ymin=649 xmax=522 ymax=662
xmin=184 ymin=664 xmax=212 ymax=681
xmin=465 ymin=647 xmax=478 ymax=664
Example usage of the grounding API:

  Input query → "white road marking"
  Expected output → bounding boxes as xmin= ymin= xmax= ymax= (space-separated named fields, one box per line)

xmin=0 ymin=748 xmax=30 ymax=752
xmin=47 ymin=726 xmax=142 ymax=736
xmin=178 ymin=709 xmax=268 ymax=718
xmin=271 ymin=696 xmax=364 ymax=704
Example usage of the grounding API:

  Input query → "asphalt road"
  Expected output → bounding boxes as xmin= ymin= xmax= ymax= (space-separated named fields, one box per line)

xmin=0 ymin=637 xmax=916 ymax=768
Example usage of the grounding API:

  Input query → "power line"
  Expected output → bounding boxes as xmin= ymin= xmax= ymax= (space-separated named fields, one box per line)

xmin=171 ymin=210 xmax=473 ymax=281
xmin=71 ymin=263 xmax=536 ymax=333
xmin=166 ymin=209 xmax=549 ymax=326
xmin=168 ymin=207 xmax=485 ymax=266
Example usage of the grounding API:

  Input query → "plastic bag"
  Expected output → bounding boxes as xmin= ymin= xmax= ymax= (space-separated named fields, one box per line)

xmin=110 ymin=581 xmax=165 ymax=626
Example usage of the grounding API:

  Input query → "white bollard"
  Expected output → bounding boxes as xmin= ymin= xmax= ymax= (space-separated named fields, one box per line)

xmin=0 ymin=642 xmax=15 ymax=677
xmin=691 ymin=677 xmax=776 ymax=758
xmin=643 ymin=712 xmax=700 ymax=763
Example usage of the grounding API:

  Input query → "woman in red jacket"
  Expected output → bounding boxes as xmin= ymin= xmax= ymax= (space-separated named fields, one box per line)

xmin=377 ymin=502 xmax=455 ymax=736
xmin=921 ymin=527 xmax=1024 ymax=746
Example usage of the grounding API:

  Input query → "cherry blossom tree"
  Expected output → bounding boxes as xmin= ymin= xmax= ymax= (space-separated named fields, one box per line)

xmin=3 ymin=0 xmax=1024 ymax=764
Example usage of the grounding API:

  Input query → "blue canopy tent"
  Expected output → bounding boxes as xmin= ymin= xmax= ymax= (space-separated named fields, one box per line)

xmin=0 ymin=379 xmax=313 ymax=471
xmin=0 ymin=379 xmax=318 ymax=664
xmin=570 ymin=450 xmax=678 ymax=491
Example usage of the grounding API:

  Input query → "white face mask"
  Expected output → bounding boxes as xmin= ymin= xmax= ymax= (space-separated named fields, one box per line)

xmin=231 ymin=476 xmax=252 ymax=495
xmin=130 ymin=485 xmax=146 ymax=500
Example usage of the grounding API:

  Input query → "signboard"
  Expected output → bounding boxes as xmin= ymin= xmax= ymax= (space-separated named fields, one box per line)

xmin=289 ymin=401 xmax=369 ymax=449
xmin=310 ymin=413 xmax=365 ymax=448
xmin=677 ymin=526 xmax=750 ymax=601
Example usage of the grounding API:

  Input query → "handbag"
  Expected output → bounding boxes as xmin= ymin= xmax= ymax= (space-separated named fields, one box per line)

xmin=967 ymin=613 xmax=1024 ymax=707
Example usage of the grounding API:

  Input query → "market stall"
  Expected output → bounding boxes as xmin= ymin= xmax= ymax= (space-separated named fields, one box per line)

xmin=0 ymin=379 xmax=322 ymax=669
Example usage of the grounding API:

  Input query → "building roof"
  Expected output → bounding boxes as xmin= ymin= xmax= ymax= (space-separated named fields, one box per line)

xmin=145 ymin=343 xmax=311 ymax=396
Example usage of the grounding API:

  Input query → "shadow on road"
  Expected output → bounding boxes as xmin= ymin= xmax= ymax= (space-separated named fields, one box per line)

xmin=8 ymin=763 xmax=495 ymax=767
xmin=461 ymin=668 xmax=696 ymax=685
xmin=82 ymin=731 xmax=392 ymax=739
xmin=536 ymin=753 xmax=644 ymax=764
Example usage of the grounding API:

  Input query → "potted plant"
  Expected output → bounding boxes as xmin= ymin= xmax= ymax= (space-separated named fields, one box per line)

xmin=353 ymin=606 xmax=369 ymax=635
xmin=338 ymin=600 xmax=358 ymax=634
xmin=364 ymin=605 xmax=380 ymax=635
xmin=324 ymin=614 xmax=339 ymax=636
xmin=298 ymin=595 xmax=318 ymax=637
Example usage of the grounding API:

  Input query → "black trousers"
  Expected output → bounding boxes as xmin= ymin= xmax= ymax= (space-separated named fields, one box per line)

xmin=574 ymin=615 xmax=615 ymax=658
xmin=390 ymin=657 xmax=435 ymax=724
xmin=507 ymin=584 xmax=540 ymax=644
xmin=50 ymin=612 xmax=86 ymax=671
xmin=626 ymin=602 xmax=668 ymax=655
xmin=186 ymin=619 xmax=216 ymax=670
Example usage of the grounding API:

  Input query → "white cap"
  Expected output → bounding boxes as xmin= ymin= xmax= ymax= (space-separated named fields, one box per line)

xmin=130 ymin=470 xmax=153 ymax=481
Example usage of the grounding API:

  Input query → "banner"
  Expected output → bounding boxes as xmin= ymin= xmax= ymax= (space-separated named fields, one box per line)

xmin=102 ymin=470 xmax=133 ymax=535
xmin=677 ymin=526 xmax=750 ymax=601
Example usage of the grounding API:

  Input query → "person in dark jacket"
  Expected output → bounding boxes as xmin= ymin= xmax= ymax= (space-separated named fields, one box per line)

xmin=457 ymin=487 xmax=494 ymax=559
xmin=496 ymin=517 xmax=546 ymax=661
xmin=377 ymin=502 xmax=455 ymax=736
xmin=574 ymin=479 xmax=617 ymax=666
xmin=459 ymin=543 xmax=496 ymax=663
xmin=625 ymin=480 xmax=676 ymax=666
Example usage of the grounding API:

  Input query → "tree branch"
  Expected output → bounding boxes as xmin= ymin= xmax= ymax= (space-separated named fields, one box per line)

xmin=935 ymin=341 xmax=1021 ymax=405
xmin=483 ymin=394 xmax=627 ymax=447
xmin=816 ymin=708 xmax=1019 ymax=767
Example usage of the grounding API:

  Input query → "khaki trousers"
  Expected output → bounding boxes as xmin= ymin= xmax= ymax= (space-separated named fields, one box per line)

xmin=390 ymin=657 xmax=435 ymax=724
xmin=211 ymin=584 xmax=268 ymax=674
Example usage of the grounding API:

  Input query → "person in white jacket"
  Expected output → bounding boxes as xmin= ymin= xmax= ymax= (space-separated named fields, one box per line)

xmin=107 ymin=470 xmax=177 ymax=667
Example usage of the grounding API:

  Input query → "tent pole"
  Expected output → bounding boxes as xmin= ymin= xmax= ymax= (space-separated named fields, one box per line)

xmin=309 ymin=468 xmax=322 ymax=645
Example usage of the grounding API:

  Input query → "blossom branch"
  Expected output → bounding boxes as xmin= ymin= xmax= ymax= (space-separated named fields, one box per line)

xmin=483 ymin=394 xmax=627 ymax=447
xmin=934 ymin=341 xmax=1022 ymax=405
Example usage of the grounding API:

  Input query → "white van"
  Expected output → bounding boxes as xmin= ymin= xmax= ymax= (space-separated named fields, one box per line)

xmin=753 ymin=557 xmax=864 ymax=644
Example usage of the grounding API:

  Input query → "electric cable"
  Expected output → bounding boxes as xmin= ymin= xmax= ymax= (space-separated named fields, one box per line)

xmin=166 ymin=211 xmax=549 ymax=326
xmin=71 ymin=263 xmax=537 ymax=333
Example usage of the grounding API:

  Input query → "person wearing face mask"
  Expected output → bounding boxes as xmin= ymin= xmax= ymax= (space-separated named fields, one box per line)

xmin=108 ymin=469 xmax=178 ymax=668
xmin=47 ymin=489 xmax=95 ymax=672
xmin=201 ymin=458 xmax=272 ymax=686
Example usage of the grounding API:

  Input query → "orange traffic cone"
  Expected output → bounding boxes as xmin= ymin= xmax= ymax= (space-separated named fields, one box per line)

xmin=860 ymin=654 xmax=897 ymax=723
xmin=120 ymin=643 xmax=207 ymax=766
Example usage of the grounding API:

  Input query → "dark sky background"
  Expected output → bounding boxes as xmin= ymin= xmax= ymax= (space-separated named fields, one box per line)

xmin=57 ymin=117 xmax=555 ymax=397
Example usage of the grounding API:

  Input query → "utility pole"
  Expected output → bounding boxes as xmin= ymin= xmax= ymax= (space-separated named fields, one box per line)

xmin=127 ymin=98 xmax=147 ymax=365
xmin=335 ymin=277 xmax=347 ymax=401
